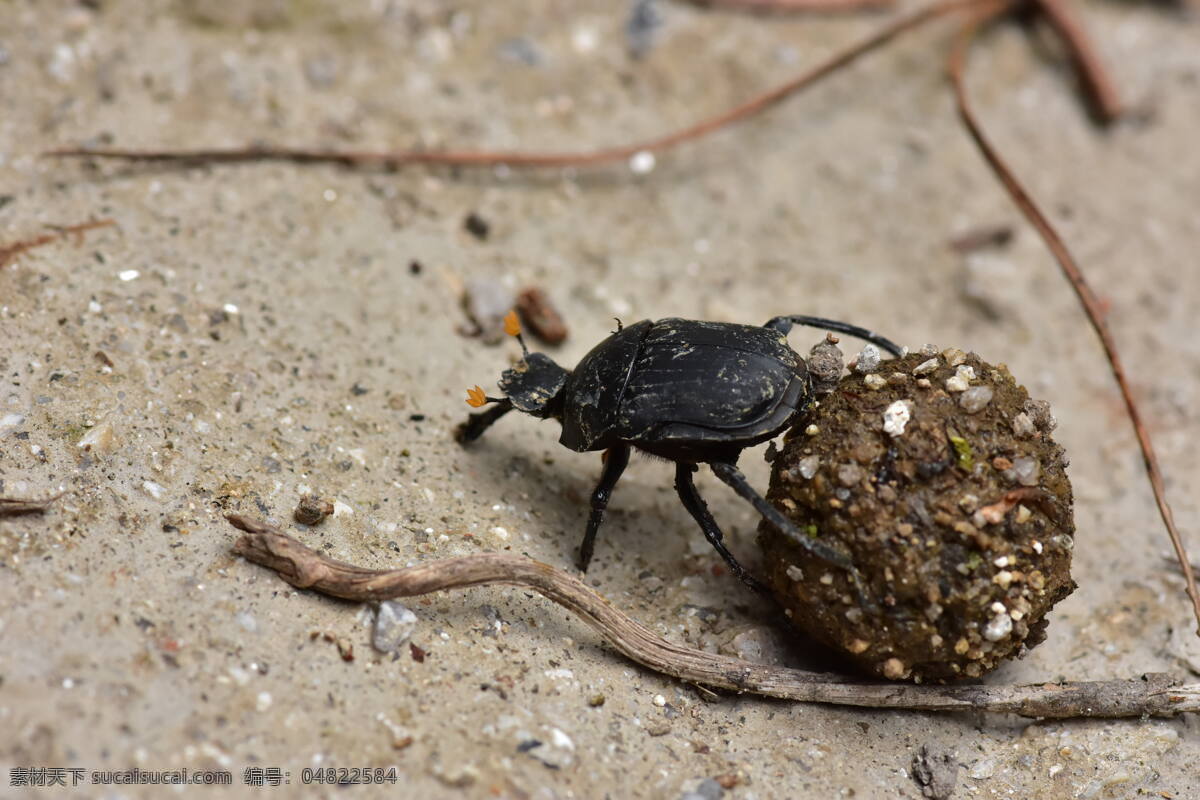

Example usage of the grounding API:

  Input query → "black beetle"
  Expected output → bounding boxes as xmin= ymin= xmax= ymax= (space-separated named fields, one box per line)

xmin=458 ymin=312 xmax=902 ymax=593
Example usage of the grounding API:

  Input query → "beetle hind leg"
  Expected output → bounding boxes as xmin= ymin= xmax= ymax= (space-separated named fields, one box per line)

xmin=764 ymin=314 xmax=903 ymax=358
xmin=576 ymin=445 xmax=631 ymax=573
xmin=674 ymin=463 xmax=770 ymax=595
xmin=709 ymin=461 xmax=878 ymax=612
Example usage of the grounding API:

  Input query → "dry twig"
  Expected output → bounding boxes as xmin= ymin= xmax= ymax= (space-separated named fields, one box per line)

xmin=0 ymin=492 xmax=65 ymax=516
xmin=947 ymin=4 xmax=1200 ymax=635
xmin=0 ymin=219 xmax=115 ymax=270
xmin=45 ymin=0 xmax=983 ymax=170
xmin=229 ymin=515 xmax=1200 ymax=719
xmin=689 ymin=0 xmax=896 ymax=12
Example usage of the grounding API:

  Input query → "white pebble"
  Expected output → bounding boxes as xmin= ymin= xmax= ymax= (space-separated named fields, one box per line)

xmin=141 ymin=480 xmax=165 ymax=500
xmin=959 ymin=385 xmax=994 ymax=413
xmin=372 ymin=601 xmax=418 ymax=654
xmin=796 ymin=455 xmax=820 ymax=479
xmin=882 ymin=400 xmax=914 ymax=437
xmin=786 ymin=565 xmax=804 ymax=581
xmin=912 ymin=358 xmax=939 ymax=376
xmin=945 ymin=365 xmax=976 ymax=393
xmin=629 ymin=151 xmax=656 ymax=175
xmin=118 ymin=269 xmax=140 ymax=281
xmin=983 ymin=613 xmax=1013 ymax=642
xmin=863 ymin=374 xmax=886 ymax=390
xmin=652 ymin=694 xmax=666 ymax=707
xmin=1011 ymin=412 xmax=1036 ymax=438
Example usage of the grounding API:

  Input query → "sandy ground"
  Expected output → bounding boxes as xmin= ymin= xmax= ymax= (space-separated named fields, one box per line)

xmin=2 ymin=1 xmax=1199 ymax=798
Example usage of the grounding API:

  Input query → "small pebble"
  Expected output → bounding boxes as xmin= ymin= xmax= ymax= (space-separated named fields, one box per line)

xmin=853 ymin=344 xmax=881 ymax=374
xmin=882 ymin=400 xmax=914 ymax=437
xmin=294 ymin=494 xmax=334 ymax=525
xmin=629 ymin=150 xmax=656 ymax=175
xmin=959 ymin=385 xmax=994 ymax=413
xmin=1011 ymin=412 xmax=1037 ymax=438
xmin=881 ymin=658 xmax=906 ymax=679
xmin=463 ymin=278 xmax=516 ymax=344
xmin=804 ymin=424 xmax=819 ymax=436
xmin=919 ymin=344 xmax=939 ymax=357
xmin=863 ymin=374 xmax=886 ymax=390
xmin=945 ymin=365 xmax=975 ymax=392
xmin=836 ymin=463 xmax=862 ymax=487
xmin=1023 ymin=399 xmax=1057 ymax=432
xmin=941 ymin=348 xmax=967 ymax=367
xmin=912 ymin=358 xmax=939 ymax=376
xmin=1005 ymin=456 xmax=1040 ymax=487
xmin=796 ymin=455 xmax=819 ymax=479
xmin=372 ymin=602 xmax=419 ymax=655
xmin=680 ymin=777 xmax=725 ymax=800
xmin=983 ymin=612 xmax=1013 ymax=642
xmin=463 ymin=212 xmax=490 ymax=240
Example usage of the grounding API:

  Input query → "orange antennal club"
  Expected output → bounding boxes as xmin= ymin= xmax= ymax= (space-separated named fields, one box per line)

xmin=504 ymin=309 xmax=521 ymax=337
xmin=466 ymin=385 xmax=488 ymax=408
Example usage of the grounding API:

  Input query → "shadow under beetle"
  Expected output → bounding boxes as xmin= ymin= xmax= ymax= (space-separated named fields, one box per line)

xmin=458 ymin=311 xmax=902 ymax=594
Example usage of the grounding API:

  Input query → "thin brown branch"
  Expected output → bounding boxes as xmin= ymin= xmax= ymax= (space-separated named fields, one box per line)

xmin=228 ymin=514 xmax=1200 ymax=718
xmin=0 ymin=492 xmax=65 ymax=516
xmin=1032 ymin=0 xmax=1122 ymax=122
xmin=948 ymin=7 xmax=1200 ymax=635
xmin=688 ymin=0 xmax=895 ymax=13
xmin=0 ymin=219 xmax=115 ymax=270
xmin=45 ymin=0 xmax=984 ymax=170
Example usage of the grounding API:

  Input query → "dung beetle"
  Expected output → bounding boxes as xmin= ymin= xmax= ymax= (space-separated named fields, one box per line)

xmin=458 ymin=311 xmax=902 ymax=594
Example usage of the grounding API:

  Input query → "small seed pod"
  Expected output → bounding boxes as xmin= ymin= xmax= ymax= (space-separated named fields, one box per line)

xmin=760 ymin=349 xmax=1075 ymax=682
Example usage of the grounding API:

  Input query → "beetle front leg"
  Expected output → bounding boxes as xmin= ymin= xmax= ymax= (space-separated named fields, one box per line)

xmin=709 ymin=461 xmax=878 ymax=612
xmin=764 ymin=315 xmax=903 ymax=358
xmin=674 ymin=463 xmax=770 ymax=595
xmin=577 ymin=444 xmax=631 ymax=572
xmin=454 ymin=399 xmax=514 ymax=444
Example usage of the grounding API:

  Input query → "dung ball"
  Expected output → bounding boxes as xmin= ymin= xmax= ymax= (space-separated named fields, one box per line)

xmin=759 ymin=347 xmax=1075 ymax=682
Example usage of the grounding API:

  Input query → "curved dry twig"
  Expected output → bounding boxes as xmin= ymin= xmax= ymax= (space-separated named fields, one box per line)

xmin=0 ymin=219 xmax=115 ymax=270
xmin=45 ymin=0 xmax=984 ymax=170
xmin=0 ymin=492 xmax=65 ymax=516
xmin=228 ymin=514 xmax=1200 ymax=719
xmin=947 ymin=6 xmax=1200 ymax=634
xmin=688 ymin=0 xmax=896 ymax=12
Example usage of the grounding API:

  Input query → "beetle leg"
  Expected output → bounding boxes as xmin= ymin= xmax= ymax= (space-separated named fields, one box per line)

xmin=674 ymin=463 xmax=770 ymax=595
xmin=454 ymin=399 xmax=515 ymax=444
xmin=709 ymin=461 xmax=878 ymax=612
xmin=764 ymin=315 xmax=903 ymax=358
xmin=576 ymin=444 xmax=631 ymax=572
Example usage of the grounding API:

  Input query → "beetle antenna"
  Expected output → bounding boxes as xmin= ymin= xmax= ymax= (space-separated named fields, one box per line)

xmin=504 ymin=310 xmax=530 ymax=356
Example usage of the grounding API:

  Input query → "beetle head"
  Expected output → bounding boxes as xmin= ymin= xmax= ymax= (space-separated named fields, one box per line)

xmin=466 ymin=310 xmax=569 ymax=419
xmin=498 ymin=351 xmax=569 ymax=419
